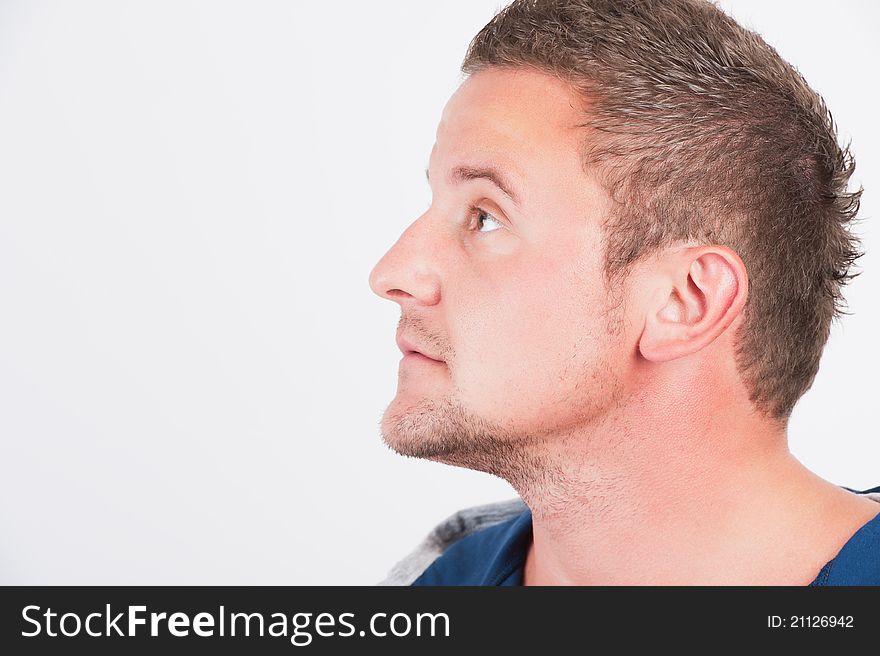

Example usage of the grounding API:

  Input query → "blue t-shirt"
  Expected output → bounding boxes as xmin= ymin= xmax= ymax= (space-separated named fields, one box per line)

xmin=412 ymin=485 xmax=880 ymax=586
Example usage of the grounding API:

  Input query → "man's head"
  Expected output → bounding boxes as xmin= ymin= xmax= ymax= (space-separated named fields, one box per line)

xmin=369 ymin=0 xmax=862 ymax=477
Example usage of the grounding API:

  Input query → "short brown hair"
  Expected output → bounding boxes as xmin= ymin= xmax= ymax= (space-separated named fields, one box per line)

xmin=461 ymin=0 xmax=864 ymax=423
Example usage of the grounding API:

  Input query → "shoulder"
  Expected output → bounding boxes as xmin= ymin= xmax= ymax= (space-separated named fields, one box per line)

xmin=816 ymin=487 xmax=880 ymax=585
xmin=378 ymin=497 xmax=528 ymax=586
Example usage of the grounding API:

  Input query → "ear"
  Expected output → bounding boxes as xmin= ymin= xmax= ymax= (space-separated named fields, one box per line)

xmin=639 ymin=246 xmax=748 ymax=363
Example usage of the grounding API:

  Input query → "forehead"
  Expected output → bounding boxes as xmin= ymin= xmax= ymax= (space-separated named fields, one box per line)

xmin=432 ymin=68 xmax=588 ymax=188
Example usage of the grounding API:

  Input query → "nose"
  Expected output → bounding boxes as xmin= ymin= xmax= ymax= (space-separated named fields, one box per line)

xmin=369 ymin=214 xmax=442 ymax=307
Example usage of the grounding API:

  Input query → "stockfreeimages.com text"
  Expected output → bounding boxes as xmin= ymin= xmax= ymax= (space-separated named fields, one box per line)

xmin=21 ymin=605 xmax=450 ymax=646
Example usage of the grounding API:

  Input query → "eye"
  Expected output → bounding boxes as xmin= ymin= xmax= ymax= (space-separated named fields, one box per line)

xmin=468 ymin=204 xmax=504 ymax=233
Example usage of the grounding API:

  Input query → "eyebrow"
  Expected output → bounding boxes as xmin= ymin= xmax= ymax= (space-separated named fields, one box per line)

xmin=425 ymin=163 xmax=522 ymax=208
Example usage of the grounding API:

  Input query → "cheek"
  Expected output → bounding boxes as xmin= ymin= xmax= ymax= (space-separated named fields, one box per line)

xmin=503 ymin=245 xmax=595 ymax=348
xmin=451 ymin=253 xmax=600 ymax=417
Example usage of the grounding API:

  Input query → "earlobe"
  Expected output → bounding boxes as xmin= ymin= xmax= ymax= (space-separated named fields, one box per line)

xmin=638 ymin=247 xmax=746 ymax=363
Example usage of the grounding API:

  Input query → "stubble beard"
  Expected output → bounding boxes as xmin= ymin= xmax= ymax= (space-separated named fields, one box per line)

xmin=379 ymin=369 xmax=626 ymax=526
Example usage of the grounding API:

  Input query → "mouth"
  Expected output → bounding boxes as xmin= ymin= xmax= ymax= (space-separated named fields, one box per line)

xmin=402 ymin=350 xmax=444 ymax=364
xmin=396 ymin=335 xmax=445 ymax=363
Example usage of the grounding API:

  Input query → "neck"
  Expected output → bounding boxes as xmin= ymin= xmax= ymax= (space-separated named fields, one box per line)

xmin=511 ymin=408 xmax=877 ymax=585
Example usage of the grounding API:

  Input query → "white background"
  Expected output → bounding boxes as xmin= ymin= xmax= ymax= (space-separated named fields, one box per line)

xmin=0 ymin=1 xmax=876 ymax=585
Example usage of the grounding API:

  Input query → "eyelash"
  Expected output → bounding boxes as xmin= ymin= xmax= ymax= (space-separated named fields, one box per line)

xmin=466 ymin=204 xmax=504 ymax=233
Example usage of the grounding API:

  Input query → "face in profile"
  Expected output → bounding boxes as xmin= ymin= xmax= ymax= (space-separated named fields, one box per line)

xmin=369 ymin=67 xmax=632 ymax=476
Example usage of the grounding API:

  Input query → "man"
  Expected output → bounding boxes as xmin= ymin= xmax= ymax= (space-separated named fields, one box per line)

xmin=368 ymin=0 xmax=879 ymax=585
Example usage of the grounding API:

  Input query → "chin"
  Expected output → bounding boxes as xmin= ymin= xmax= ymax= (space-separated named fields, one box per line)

xmin=380 ymin=396 xmax=453 ymax=458
xmin=379 ymin=394 xmax=529 ymax=474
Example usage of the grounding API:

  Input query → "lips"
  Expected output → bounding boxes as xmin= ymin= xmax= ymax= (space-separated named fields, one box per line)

xmin=396 ymin=334 xmax=444 ymax=362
